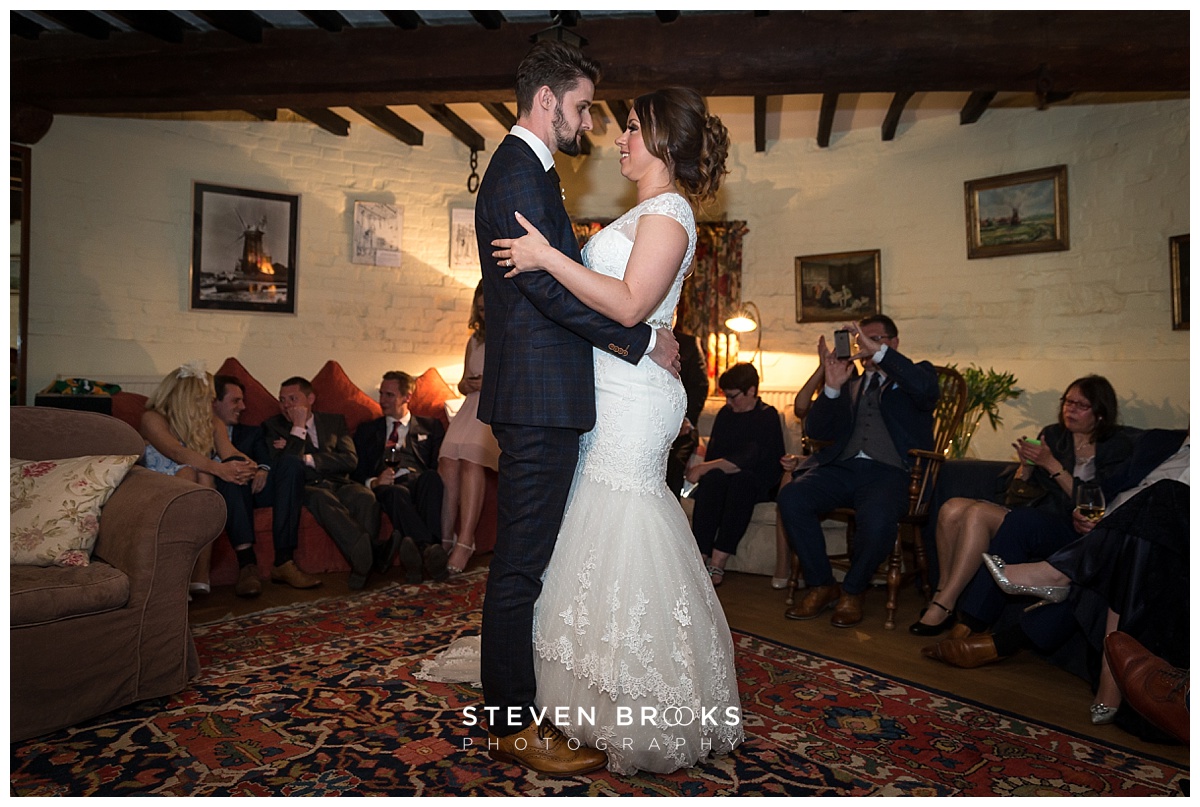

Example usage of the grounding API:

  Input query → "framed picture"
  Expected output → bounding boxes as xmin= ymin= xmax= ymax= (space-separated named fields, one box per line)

xmin=353 ymin=201 xmax=402 ymax=267
xmin=964 ymin=164 xmax=1069 ymax=259
xmin=449 ymin=208 xmax=478 ymax=270
xmin=190 ymin=182 xmax=299 ymax=313
xmin=794 ymin=249 xmax=881 ymax=323
xmin=1170 ymin=233 xmax=1189 ymax=330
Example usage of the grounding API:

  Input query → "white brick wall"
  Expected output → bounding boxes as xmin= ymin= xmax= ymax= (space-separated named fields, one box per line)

xmin=26 ymin=100 xmax=1189 ymax=459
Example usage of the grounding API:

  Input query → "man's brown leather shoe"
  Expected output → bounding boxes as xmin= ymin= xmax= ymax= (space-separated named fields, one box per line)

xmin=830 ymin=592 xmax=865 ymax=628
xmin=921 ymin=630 xmax=1002 ymax=668
xmin=1105 ymin=631 xmax=1190 ymax=743
xmin=271 ymin=560 xmax=322 ymax=590
xmin=785 ymin=583 xmax=841 ymax=620
xmin=489 ymin=720 xmax=607 ymax=775
xmin=234 ymin=564 xmax=262 ymax=598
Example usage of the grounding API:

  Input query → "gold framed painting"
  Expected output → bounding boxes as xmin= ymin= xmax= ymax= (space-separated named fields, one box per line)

xmin=794 ymin=249 xmax=881 ymax=323
xmin=1170 ymin=233 xmax=1189 ymax=330
xmin=964 ymin=165 xmax=1069 ymax=259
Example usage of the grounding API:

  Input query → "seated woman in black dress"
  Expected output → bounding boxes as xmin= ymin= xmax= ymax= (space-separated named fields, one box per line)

xmin=689 ymin=362 xmax=786 ymax=586
xmin=926 ymin=430 xmax=1187 ymax=738
xmin=911 ymin=375 xmax=1137 ymax=636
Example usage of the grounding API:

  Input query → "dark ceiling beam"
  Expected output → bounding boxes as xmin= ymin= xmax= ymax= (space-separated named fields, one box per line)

xmin=470 ymin=12 xmax=506 ymax=30
xmin=1038 ymin=90 xmax=1074 ymax=110
xmin=352 ymin=106 xmax=423 ymax=145
xmin=108 ymin=11 xmax=192 ymax=43
xmin=656 ymin=12 xmax=681 ymax=24
xmin=960 ymin=91 xmax=996 ymax=125
xmin=291 ymin=108 xmax=350 ymax=137
xmin=881 ymin=91 xmax=914 ymax=141
xmin=300 ymin=12 xmax=348 ymax=33
xmin=38 ymin=11 xmax=113 ymax=40
xmin=244 ymin=109 xmax=278 ymax=121
xmin=483 ymin=102 xmax=517 ymax=130
xmin=816 ymin=93 xmax=838 ymax=148
xmin=418 ymin=104 xmax=485 ymax=151
xmin=556 ymin=11 xmax=582 ymax=26
xmin=12 ymin=12 xmax=1188 ymax=115
xmin=192 ymin=11 xmax=270 ymax=44
xmin=753 ymin=95 xmax=767 ymax=153
xmin=10 ymin=12 xmax=45 ymax=40
xmin=607 ymin=100 xmax=631 ymax=129
xmin=382 ymin=11 xmax=422 ymax=29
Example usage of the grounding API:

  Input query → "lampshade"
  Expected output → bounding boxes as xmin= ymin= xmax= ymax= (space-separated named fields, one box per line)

xmin=724 ymin=301 xmax=764 ymax=382
xmin=724 ymin=310 xmax=758 ymax=333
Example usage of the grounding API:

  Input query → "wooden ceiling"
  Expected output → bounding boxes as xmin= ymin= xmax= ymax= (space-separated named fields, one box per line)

xmin=10 ymin=10 xmax=1190 ymax=151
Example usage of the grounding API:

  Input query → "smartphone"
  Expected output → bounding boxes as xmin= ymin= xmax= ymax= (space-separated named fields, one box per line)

xmin=1022 ymin=437 xmax=1040 ymax=464
xmin=833 ymin=329 xmax=853 ymax=360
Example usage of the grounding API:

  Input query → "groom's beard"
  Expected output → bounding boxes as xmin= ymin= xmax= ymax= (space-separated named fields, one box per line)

xmin=552 ymin=106 xmax=583 ymax=157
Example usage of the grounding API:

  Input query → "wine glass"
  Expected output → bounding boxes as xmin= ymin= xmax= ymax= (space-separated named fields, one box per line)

xmin=1074 ymin=481 xmax=1106 ymax=525
xmin=383 ymin=445 xmax=403 ymax=473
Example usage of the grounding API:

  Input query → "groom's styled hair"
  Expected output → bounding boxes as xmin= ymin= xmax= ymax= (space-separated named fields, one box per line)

xmin=514 ymin=40 xmax=601 ymax=117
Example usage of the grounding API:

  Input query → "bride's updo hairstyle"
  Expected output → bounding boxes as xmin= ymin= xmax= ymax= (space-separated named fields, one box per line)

xmin=633 ymin=87 xmax=730 ymax=205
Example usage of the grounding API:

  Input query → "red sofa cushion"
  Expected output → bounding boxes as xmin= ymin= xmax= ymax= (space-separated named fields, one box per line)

xmin=310 ymin=361 xmax=382 ymax=435
xmin=111 ymin=391 xmax=149 ymax=432
xmin=216 ymin=357 xmax=279 ymax=426
xmin=410 ymin=367 xmax=455 ymax=428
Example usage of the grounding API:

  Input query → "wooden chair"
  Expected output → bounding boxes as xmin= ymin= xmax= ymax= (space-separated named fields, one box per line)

xmin=785 ymin=366 xmax=968 ymax=629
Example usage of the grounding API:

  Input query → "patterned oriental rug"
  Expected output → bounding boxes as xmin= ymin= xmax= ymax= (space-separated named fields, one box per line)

xmin=10 ymin=571 xmax=1187 ymax=796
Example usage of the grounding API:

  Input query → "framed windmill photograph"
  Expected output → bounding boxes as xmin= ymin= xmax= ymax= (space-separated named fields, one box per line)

xmin=190 ymin=182 xmax=299 ymax=313
xmin=964 ymin=165 xmax=1069 ymax=259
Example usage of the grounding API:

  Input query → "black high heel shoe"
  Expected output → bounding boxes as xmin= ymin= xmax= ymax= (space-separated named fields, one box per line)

xmin=908 ymin=599 xmax=958 ymax=636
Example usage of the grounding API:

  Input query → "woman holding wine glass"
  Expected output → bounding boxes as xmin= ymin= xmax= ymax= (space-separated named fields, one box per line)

xmin=911 ymin=375 xmax=1136 ymax=636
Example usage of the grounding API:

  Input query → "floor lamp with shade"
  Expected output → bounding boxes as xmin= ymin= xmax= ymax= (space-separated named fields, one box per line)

xmin=724 ymin=301 xmax=763 ymax=383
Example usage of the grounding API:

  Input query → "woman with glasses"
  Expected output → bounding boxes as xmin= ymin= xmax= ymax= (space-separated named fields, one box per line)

xmin=909 ymin=375 xmax=1137 ymax=636
xmin=687 ymin=362 xmax=786 ymax=586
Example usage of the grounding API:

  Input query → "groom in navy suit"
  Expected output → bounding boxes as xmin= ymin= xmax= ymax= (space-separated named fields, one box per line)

xmin=473 ymin=41 xmax=678 ymax=774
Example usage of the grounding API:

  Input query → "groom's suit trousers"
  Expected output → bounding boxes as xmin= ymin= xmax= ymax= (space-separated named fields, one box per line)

xmin=481 ymin=422 xmax=581 ymax=735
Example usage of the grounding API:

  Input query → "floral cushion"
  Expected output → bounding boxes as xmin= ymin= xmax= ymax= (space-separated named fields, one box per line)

xmin=10 ymin=454 xmax=139 ymax=567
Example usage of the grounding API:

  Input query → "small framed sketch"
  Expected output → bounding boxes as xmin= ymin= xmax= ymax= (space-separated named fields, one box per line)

xmin=449 ymin=208 xmax=478 ymax=270
xmin=191 ymin=182 xmax=299 ymax=314
xmin=353 ymin=201 xmax=402 ymax=267
xmin=964 ymin=164 xmax=1069 ymax=259
xmin=794 ymin=249 xmax=881 ymax=323
xmin=1170 ymin=233 xmax=1189 ymax=330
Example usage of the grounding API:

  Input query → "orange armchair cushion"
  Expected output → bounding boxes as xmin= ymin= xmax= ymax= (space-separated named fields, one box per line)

xmin=215 ymin=357 xmax=280 ymax=427
xmin=310 ymin=360 xmax=383 ymax=435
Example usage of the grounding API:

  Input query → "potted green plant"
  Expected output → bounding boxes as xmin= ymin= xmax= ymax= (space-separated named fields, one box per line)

xmin=947 ymin=365 xmax=1023 ymax=459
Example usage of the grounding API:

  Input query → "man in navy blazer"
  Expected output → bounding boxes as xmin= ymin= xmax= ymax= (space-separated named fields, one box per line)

xmin=472 ymin=41 xmax=679 ymax=775
xmin=352 ymin=371 xmax=448 ymax=585
xmin=778 ymin=314 xmax=939 ymax=627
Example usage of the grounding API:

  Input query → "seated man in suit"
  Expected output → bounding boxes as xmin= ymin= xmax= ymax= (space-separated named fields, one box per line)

xmin=777 ymin=314 xmax=939 ymax=627
xmin=212 ymin=375 xmax=320 ymax=597
xmin=353 ymin=371 xmax=449 ymax=584
xmin=263 ymin=376 xmax=382 ymax=590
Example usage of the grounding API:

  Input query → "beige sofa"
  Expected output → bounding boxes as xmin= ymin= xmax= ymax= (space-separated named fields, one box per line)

xmin=10 ymin=407 xmax=226 ymax=741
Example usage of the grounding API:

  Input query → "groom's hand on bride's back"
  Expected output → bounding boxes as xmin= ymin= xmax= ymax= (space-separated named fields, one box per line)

xmin=649 ymin=327 xmax=681 ymax=378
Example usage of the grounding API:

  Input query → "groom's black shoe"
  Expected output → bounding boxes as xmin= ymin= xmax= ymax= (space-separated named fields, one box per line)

xmin=489 ymin=720 xmax=607 ymax=775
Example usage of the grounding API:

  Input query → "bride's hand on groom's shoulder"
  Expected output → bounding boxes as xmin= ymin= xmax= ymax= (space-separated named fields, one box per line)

xmin=492 ymin=211 xmax=552 ymax=278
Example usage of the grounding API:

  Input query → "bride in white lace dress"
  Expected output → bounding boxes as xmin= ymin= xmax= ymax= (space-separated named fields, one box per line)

xmin=492 ymin=88 xmax=743 ymax=775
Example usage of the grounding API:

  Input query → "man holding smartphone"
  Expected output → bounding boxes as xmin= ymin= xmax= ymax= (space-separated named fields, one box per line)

xmin=777 ymin=314 xmax=939 ymax=627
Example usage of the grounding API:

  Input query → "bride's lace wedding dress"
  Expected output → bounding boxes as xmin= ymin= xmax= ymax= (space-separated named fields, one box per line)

xmin=531 ymin=193 xmax=743 ymax=775
xmin=416 ymin=193 xmax=743 ymax=775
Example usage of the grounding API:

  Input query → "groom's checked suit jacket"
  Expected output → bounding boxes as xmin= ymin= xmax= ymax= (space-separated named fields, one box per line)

xmin=474 ymin=133 xmax=652 ymax=430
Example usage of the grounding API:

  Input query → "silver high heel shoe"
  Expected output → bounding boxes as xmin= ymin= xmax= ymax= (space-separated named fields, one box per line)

xmin=982 ymin=554 xmax=1070 ymax=607
xmin=1090 ymin=703 xmax=1119 ymax=725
